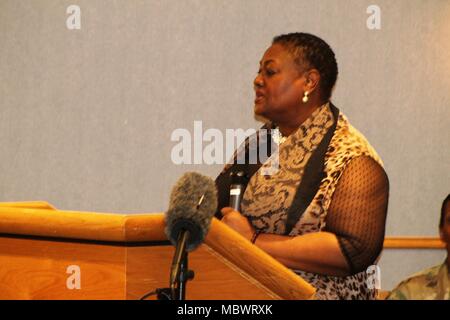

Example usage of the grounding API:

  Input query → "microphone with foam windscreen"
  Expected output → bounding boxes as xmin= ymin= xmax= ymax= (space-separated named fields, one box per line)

xmin=164 ymin=172 xmax=217 ymax=300
xmin=165 ymin=171 xmax=217 ymax=251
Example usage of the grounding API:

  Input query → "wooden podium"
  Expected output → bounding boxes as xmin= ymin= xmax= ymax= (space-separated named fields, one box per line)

xmin=0 ymin=201 xmax=315 ymax=300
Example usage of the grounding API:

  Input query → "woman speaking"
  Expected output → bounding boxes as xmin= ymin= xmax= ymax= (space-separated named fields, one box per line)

xmin=216 ymin=32 xmax=389 ymax=300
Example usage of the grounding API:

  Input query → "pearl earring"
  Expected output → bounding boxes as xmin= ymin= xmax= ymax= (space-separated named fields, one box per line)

xmin=302 ymin=91 xmax=309 ymax=103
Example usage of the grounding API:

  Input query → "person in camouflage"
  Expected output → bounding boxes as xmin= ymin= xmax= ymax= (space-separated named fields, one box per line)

xmin=387 ymin=194 xmax=450 ymax=300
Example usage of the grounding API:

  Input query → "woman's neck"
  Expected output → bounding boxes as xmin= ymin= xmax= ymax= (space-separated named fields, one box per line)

xmin=277 ymin=102 xmax=323 ymax=137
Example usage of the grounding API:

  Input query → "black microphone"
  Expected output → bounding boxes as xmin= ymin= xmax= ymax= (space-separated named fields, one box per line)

xmin=229 ymin=170 xmax=248 ymax=212
xmin=164 ymin=172 xmax=217 ymax=299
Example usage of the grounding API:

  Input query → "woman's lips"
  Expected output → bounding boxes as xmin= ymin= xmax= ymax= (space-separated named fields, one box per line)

xmin=254 ymin=91 xmax=265 ymax=104
xmin=254 ymin=96 xmax=264 ymax=104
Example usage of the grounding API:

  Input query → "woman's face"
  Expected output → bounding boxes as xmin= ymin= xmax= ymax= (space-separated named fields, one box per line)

xmin=253 ymin=43 xmax=306 ymax=122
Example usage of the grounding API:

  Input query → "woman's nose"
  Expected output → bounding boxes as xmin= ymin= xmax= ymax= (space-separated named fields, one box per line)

xmin=254 ymin=74 xmax=263 ymax=89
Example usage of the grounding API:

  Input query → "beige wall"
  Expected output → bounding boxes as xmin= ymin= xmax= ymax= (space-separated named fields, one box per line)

xmin=1 ymin=0 xmax=449 ymax=290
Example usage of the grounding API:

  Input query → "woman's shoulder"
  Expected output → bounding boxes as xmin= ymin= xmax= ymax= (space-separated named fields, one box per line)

xmin=327 ymin=112 xmax=384 ymax=168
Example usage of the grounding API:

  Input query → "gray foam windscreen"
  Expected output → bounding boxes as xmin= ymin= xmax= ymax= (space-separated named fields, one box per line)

xmin=165 ymin=172 xmax=218 ymax=251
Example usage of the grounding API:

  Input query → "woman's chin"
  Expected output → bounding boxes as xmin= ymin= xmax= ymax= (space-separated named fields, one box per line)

xmin=254 ymin=103 xmax=266 ymax=116
xmin=254 ymin=105 xmax=272 ymax=122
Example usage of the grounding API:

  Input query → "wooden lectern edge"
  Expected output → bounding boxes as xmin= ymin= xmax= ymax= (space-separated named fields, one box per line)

xmin=0 ymin=201 xmax=57 ymax=210
xmin=123 ymin=213 xmax=167 ymax=242
xmin=0 ymin=205 xmax=168 ymax=243
xmin=205 ymin=218 xmax=316 ymax=300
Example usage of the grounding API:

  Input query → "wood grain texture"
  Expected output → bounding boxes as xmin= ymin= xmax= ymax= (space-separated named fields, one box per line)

xmin=126 ymin=245 xmax=280 ymax=300
xmin=0 ymin=236 xmax=127 ymax=299
xmin=0 ymin=236 xmax=280 ymax=300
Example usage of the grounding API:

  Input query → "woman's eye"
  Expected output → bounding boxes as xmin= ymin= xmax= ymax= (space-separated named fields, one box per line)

xmin=256 ymin=67 xmax=276 ymax=76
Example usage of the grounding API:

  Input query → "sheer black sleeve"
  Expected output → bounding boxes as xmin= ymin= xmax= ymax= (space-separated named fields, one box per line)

xmin=324 ymin=155 xmax=389 ymax=274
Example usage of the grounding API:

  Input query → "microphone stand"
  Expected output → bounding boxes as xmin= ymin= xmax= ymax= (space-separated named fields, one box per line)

xmin=158 ymin=194 xmax=204 ymax=300
xmin=169 ymin=230 xmax=195 ymax=300
xmin=155 ymin=230 xmax=194 ymax=300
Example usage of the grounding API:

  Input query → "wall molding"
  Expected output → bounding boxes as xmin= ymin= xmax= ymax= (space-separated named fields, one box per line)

xmin=384 ymin=237 xmax=445 ymax=249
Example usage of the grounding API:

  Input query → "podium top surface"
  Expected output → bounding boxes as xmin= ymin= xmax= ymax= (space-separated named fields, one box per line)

xmin=0 ymin=201 xmax=166 ymax=242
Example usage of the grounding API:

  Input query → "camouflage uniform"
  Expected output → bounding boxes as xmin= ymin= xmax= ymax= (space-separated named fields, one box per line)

xmin=387 ymin=261 xmax=450 ymax=300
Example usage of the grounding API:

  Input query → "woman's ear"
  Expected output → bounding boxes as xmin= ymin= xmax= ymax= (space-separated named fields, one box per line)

xmin=303 ymin=69 xmax=321 ymax=93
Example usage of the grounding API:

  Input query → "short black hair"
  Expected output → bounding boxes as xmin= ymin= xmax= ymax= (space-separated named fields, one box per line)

xmin=439 ymin=194 xmax=450 ymax=229
xmin=273 ymin=32 xmax=338 ymax=102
